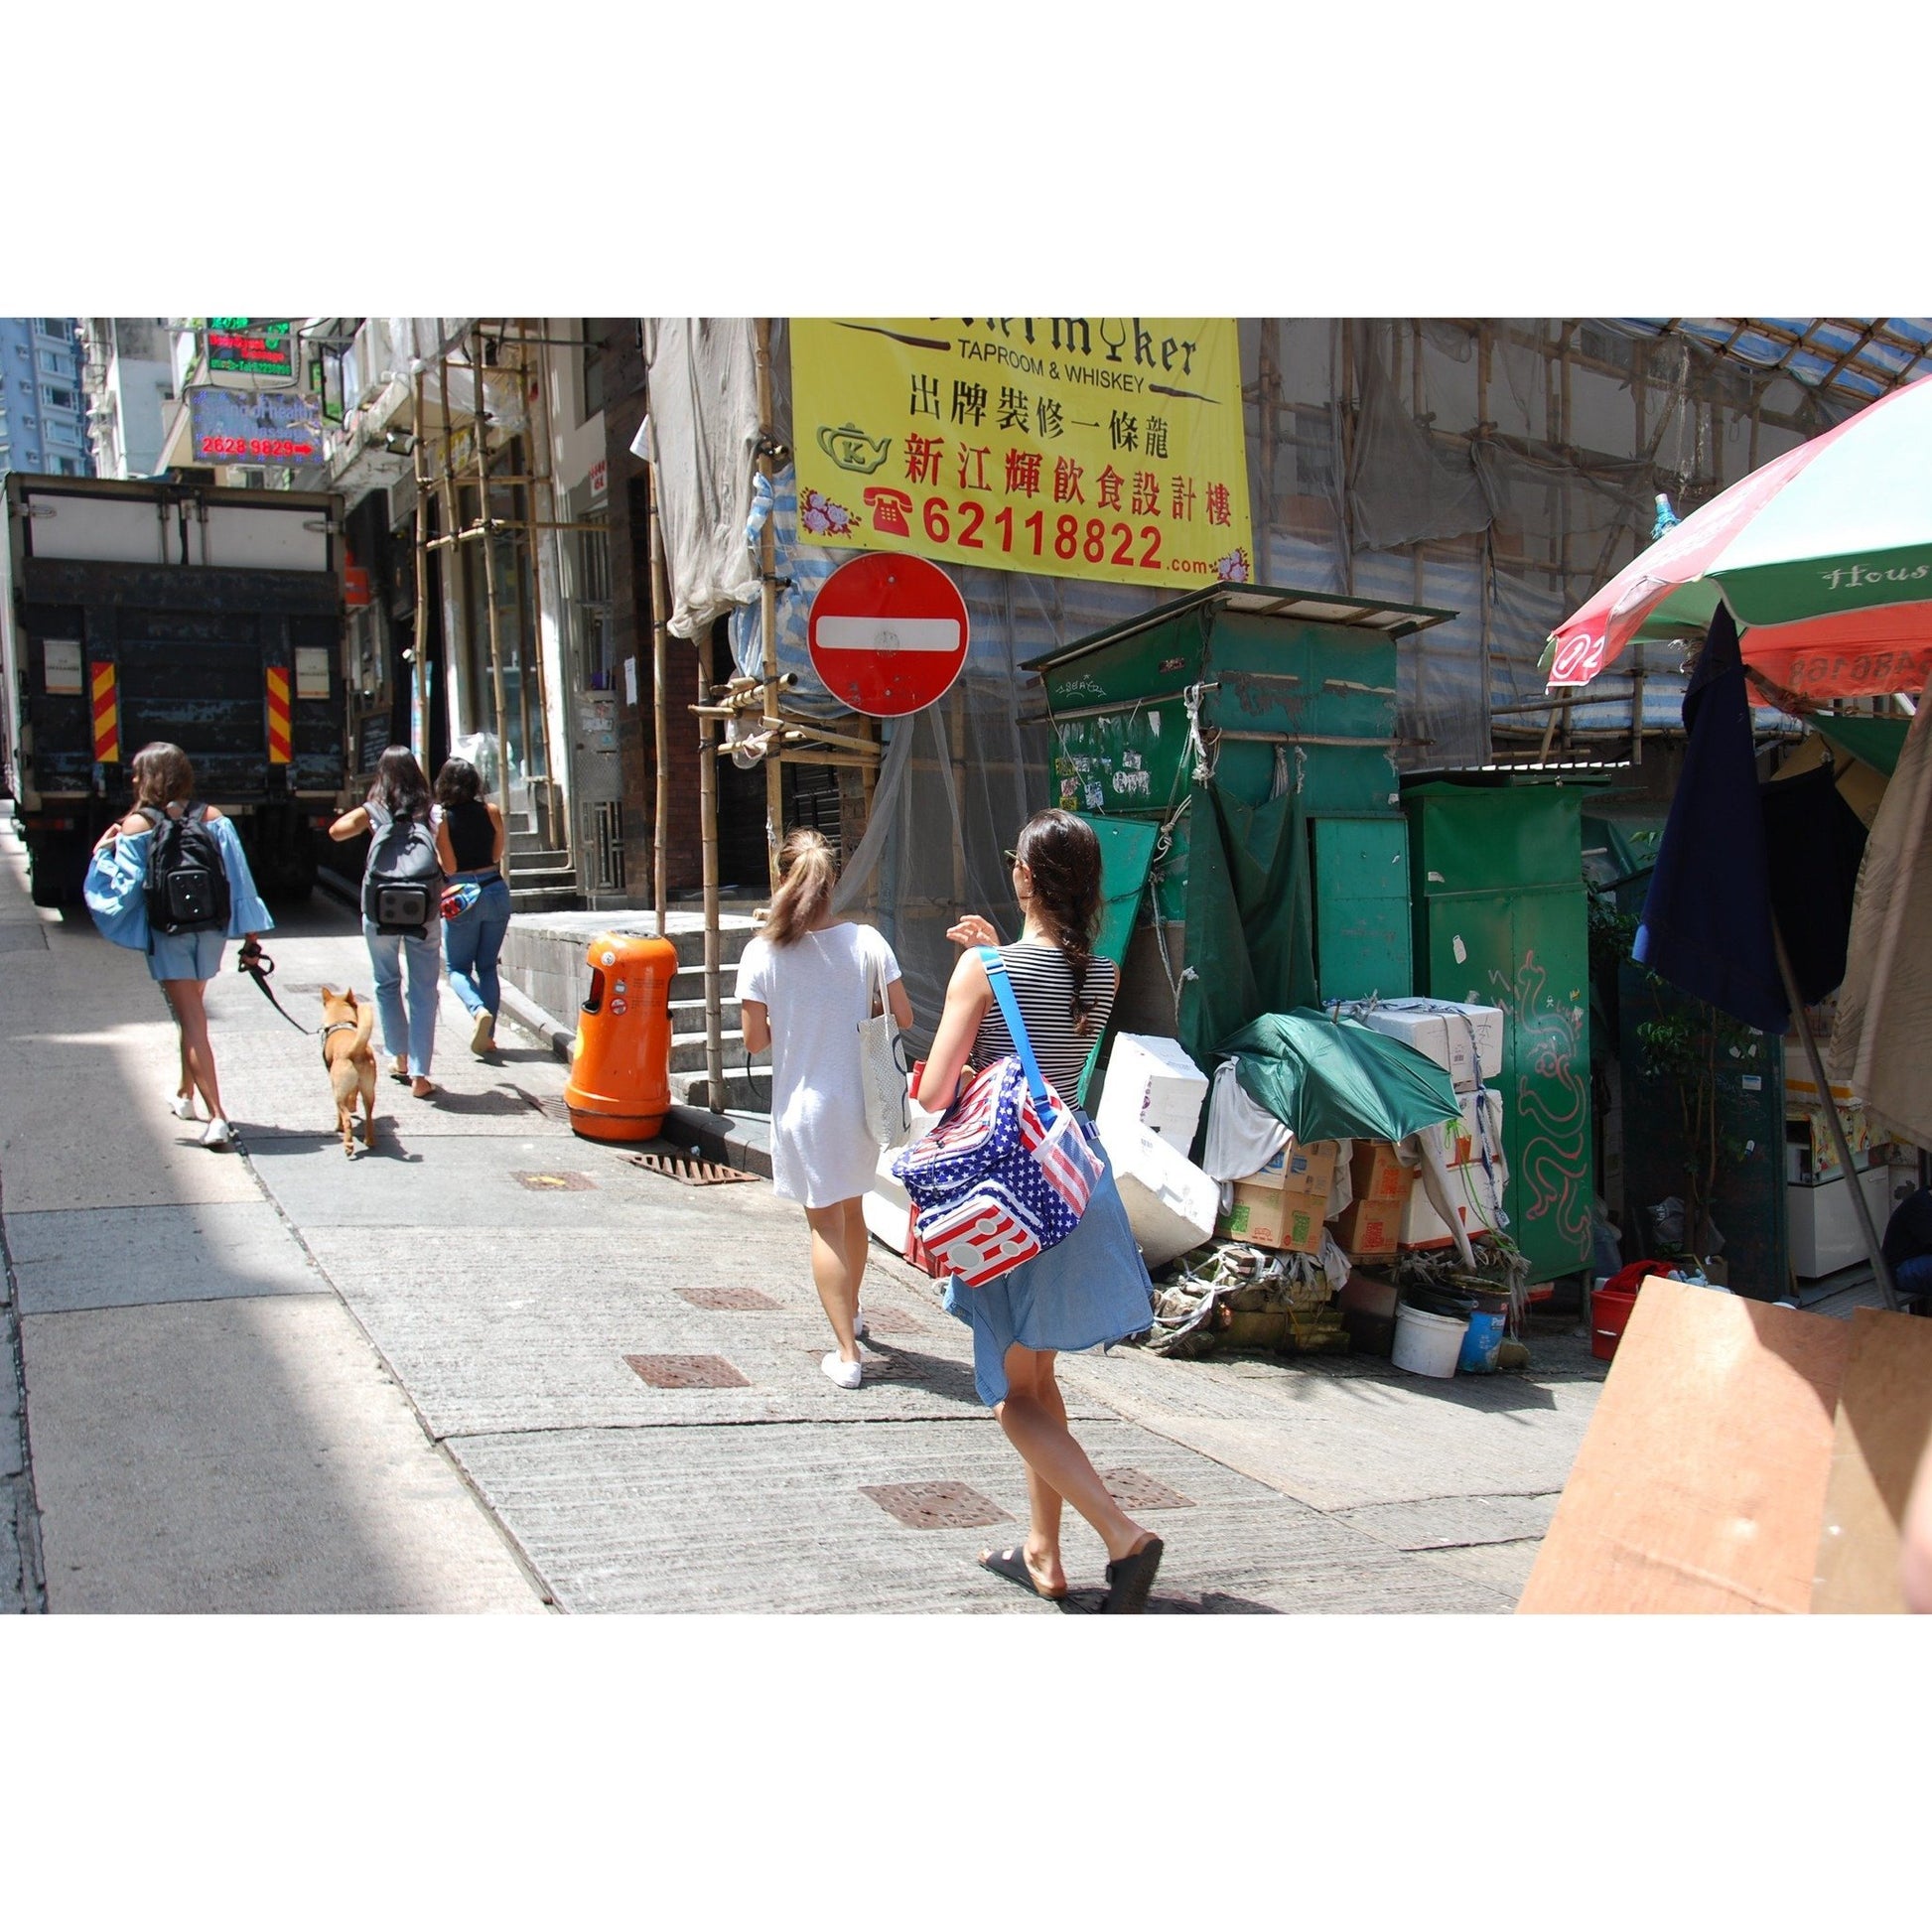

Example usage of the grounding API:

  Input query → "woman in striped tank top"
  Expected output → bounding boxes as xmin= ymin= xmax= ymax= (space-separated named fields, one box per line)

xmin=918 ymin=809 xmax=1164 ymax=1612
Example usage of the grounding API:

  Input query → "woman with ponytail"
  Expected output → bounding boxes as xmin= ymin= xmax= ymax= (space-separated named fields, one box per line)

xmin=917 ymin=808 xmax=1165 ymax=1612
xmin=739 ymin=828 xmax=912 ymax=1389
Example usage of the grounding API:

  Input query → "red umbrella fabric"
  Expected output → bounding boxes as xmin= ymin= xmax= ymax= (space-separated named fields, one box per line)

xmin=1547 ymin=374 xmax=1932 ymax=701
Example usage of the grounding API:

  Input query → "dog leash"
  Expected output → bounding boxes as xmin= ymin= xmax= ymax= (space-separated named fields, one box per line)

xmin=236 ymin=945 xmax=317 ymax=1035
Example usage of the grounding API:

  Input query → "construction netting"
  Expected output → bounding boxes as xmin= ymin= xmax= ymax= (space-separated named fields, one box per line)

xmin=653 ymin=317 xmax=1862 ymax=1052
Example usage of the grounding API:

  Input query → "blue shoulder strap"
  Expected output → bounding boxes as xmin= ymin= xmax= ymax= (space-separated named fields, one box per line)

xmin=977 ymin=946 xmax=1055 ymax=1119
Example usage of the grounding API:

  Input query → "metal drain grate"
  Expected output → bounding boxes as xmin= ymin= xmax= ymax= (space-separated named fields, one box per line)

xmin=624 ymin=1353 xmax=750 ymax=1389
xmin=860 ymin=1481 xmax=1011 ymax=1531
xmin=677 ymin=1285 xmax=781 ymax=1311
xmin=1102 ymin=1467 xmax=1195 ymax=1511
xmin=512 ymin=1170 xmax=597 ymax=1191
xmin=626 ymin=1152 xmax=759 ymax=1186
xmin=854 ymin=1306 xmax=922 ymax=1334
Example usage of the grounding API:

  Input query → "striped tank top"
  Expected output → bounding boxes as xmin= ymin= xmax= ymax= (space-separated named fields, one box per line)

xmin=970 ymin=940 xmax=1118 ymax=1098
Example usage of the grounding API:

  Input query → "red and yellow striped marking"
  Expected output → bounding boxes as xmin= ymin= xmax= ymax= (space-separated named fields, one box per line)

xmin=266 ymin=665 xmax=292 ymax=764
xmin=90 ymin=661 xmax=120 ymax=764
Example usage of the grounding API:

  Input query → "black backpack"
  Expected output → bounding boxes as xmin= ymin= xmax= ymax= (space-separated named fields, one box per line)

xmin=362 ymin=800 xmax=441 ymax=934
xmin=141 ymin=803 xmax=232 ymax=936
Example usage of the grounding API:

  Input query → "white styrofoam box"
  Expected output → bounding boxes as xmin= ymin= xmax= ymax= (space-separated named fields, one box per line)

xmin=1355 ymin=999 xmax=1503 ymax=1092
xmin=862 ymin=1098 xmax=942 ymax=1251
xmin=1788 ymin=1164 xmax=1892 ymax=1279
xmin=1094 ymin=1033 xmax=1210 ymax=1149
xmin=1425 ymin=1087 xmax=1508 ymax=1183
xmin=1105 ymin=1117 xmax=1219 ymax=1268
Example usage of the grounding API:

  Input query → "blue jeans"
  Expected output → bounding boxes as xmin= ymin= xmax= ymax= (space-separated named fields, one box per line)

xmin=443 ymin=874 xmax=512 ymax=1020
xmin=364 ymin=919 xmax=442 ymax=1078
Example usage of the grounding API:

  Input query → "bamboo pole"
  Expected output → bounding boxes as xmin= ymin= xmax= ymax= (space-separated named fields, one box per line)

xmin=520 ymin=318 xmax=562 ymax=853
xmin=754 ymin=319 xmax=783 ymax=893
xmin=648 ymin=474 xmax=672 ymax=940
xmin=469 ymin=328 xmax=512 ymax=798
xmin=697 ymin=621 xmax=727 ymax=1112
xmin=410 ymin=367 xmax=429 ymax=766
xmin=435 ymin=349 xmax=467 ymax=756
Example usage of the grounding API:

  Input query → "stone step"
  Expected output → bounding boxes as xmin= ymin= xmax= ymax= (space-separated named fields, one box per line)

xmin=507 ymin=848 xmax=571 ymax=873
xmin=669 ymin=1029 xmax=767 ymax=1075
xmin=507 ymin=865 xmax=579 ymax=891
xmin=510 ymin=885 xmax=584 ymax=915
xmin=669 ymin=1064 xmax=771 ymax=1114
xmin=668 ymin=925 xmax=756 ymax=970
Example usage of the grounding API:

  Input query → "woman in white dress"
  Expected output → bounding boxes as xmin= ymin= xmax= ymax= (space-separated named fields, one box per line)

xmin=739 ymin=829 xmax=912 ymax=1390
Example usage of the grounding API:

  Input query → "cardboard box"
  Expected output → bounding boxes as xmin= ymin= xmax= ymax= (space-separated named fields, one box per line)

xmin=1349 ymin=1140 xmax=1416 ymax=1205
xmin=1334 ymin=1196 xmax=1402 ymax=1260
xmin=1398 ymin=1167 xmax=1505 ymax=1250
xmin=1217 ymin=1179 xmax=1325 ymax=1255
xmin=1094 ymin=1034 xmax=1210 ymax=1149
xmin=1425 ymin=1088 xmax=1506 ymax=1176
xmin=1106 ymin=1119 xmax=1219 ymax=1268
xmin=1353 ymin=999 xmax=1503 ymax=1093
xmin=1246 ymin=1137 xmax=1339 ymax=1199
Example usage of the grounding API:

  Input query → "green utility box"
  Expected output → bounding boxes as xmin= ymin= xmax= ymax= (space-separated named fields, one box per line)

xmin=1402 ymin=775 xmax=1599 ymax=1286
xmin=1026 ymin=586 xmax=1454 ymax=1074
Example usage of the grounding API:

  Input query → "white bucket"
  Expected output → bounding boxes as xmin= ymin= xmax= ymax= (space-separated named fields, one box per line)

xmin=1392 ymin=1303 xmax=1468 ymax=1379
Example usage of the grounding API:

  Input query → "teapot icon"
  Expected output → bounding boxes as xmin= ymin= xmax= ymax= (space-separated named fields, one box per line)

xmin=816 ymin=423 xmax=891 ymax=475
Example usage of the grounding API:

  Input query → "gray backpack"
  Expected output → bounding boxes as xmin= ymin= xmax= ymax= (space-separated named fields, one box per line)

xmin=362 ymin=801 xmax=441 ymax=934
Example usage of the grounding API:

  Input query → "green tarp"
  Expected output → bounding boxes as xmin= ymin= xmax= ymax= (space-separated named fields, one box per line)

xmin=1072 ymin=814 xmax=1160 ymax=1106
xmin=1177 ymin=783 xmax=1318 ymax=1077
xmin=1813 ymin=715 xmax=1908 ymax=780
xmin=1218 ymin=1009 xmax=1460 ymax=1145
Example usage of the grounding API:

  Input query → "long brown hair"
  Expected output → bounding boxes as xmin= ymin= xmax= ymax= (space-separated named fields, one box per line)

xmin=1014 ymin=808 xmax=1103 ymax=1035
xmin=131 ymin=742 xmax=195 ymax=810
xmin=368 ymin=747 xmax=430 ymax=820
xmin=764 ymin=828 xmax=839 ymax=946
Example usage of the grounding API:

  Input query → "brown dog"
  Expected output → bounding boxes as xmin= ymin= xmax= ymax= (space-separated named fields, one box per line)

xmin=320 ymin=986 xmax=378 ymax=1157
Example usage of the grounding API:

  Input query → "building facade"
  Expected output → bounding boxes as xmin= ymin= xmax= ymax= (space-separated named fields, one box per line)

xmin=0 ymin=318 xmax=92 ymax=479
xmin=77 ymin=319 xmax=173 ymax=478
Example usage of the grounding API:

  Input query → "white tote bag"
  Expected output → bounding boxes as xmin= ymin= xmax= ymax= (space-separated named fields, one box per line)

xmin=858 ymin=944 xmax=912 ymax=1148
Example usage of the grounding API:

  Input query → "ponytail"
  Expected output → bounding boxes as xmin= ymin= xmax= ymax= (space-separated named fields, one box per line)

xmin=1014 ymin=809 xmax=1104 ymax=1036
xmin=764 ymin=827 xmax=839 ymax=946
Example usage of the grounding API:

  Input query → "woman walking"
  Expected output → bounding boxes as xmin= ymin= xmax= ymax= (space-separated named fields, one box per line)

xmin=84 ymin=742 xmax=273 ymax=1151
xmin=738 ymin=829 xmax=912 ymax=1389
xmin=432 ymin=756 xmax=510 ymax=1057
xmin=916 ymin=808 xmax=1164 ymax=1612
xmin=329 ymin=748 xmax=441 ymax=1099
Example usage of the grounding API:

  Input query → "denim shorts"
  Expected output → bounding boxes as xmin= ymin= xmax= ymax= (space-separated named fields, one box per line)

xmin=147 ymin=927 xmax=226 ymax=983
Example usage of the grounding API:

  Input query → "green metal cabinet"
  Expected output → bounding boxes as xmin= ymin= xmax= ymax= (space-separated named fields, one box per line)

xmin=1028 ymin=586 xmax=1453 ymax=1051
xmin=1403 ymin=777 xmax=1597 ymax=1285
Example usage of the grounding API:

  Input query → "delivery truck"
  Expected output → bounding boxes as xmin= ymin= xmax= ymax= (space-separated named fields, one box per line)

xmin=1 ymin=473 xmax=349 ymax=905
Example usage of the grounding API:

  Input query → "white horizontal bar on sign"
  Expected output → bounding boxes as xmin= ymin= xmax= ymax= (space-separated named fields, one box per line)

xmin=815 ymin=617 xmax=961 ymax=653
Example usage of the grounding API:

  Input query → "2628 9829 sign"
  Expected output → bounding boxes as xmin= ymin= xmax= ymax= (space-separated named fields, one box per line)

xmin=792 ymin=318 xmax=1255 ymax=592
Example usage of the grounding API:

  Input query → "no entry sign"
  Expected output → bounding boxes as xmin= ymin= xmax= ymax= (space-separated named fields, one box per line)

xmin=807 ymin=552 xmax=970 ymax=718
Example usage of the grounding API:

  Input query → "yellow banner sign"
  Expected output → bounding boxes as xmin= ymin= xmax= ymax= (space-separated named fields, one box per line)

xmin=792 ymin=319 xmax=1254 ymax=590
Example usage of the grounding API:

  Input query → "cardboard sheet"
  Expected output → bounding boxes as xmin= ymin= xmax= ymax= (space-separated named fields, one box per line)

xmin=1811 ymin=1308 xmax=1932 ymax=1614
xmin=1518 ymin=1278 xmax=1849 ymax=1614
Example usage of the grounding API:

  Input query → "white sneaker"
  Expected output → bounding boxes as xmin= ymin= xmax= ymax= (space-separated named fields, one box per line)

xmin=853 ymin=1307 xmax=868 ymax=1338
xmin=169 ymin=1090 xmax=197 ymax=1121
xmin=200 ymin=1117 xmax=234 ymax=1151
xmin=820 ymin=1351 xmax=863 ymax=1390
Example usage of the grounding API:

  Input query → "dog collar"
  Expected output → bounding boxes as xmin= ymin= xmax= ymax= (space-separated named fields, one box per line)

xmin=321 ymin=1019 xmax=360 ymax=1064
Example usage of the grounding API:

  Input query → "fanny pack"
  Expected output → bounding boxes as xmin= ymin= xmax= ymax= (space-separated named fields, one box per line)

xmin=891 ymin=947 xmax=1103 ymax=1289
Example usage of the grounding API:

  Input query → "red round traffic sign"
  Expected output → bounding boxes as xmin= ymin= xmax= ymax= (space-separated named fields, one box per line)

xmin=806 ymin=552 xmax=970 ymax=718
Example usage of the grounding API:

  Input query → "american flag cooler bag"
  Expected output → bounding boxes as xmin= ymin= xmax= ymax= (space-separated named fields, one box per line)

xmin=890 ymin=950 xmax=1104 ymax=1289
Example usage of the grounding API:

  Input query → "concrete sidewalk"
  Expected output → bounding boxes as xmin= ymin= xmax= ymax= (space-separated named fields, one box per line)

xmin=5 ymin=821 xmax=1608 ymax=1612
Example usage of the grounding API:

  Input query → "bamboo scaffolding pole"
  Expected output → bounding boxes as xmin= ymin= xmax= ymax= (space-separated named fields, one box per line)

xmin=469 ymin=328 xmax=512 ymax=798
xmin=410 ymin=367 xmax=430 ymax=767
xmin=518 ymin=318 xmax=563 ymax=852
xmin=697 ymin=621 xmax=727 ymax=1112
xmin=755 ymin=319 xmax=783 ymax=893
xmin=434 ymin=348 xmax=467 ymax=759
xmin=648 ymin=475 xmax=672 ymax=941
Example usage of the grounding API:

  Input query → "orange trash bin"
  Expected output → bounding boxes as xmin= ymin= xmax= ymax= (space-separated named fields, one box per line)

xmin=563 ymin=931 xmax=680 ymax=1143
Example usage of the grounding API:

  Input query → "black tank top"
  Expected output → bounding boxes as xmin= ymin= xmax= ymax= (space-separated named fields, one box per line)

xmin=444 ymin=799 xmax=496 ymax=873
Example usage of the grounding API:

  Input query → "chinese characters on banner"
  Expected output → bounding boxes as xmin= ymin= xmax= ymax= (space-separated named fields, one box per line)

xmin=792 ymin=319 xmax=1254 ymax=590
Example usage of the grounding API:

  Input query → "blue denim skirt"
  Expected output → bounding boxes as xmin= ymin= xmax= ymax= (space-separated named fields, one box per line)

xmin=943 ymin=1116 xmax=1155 ymax=1407
xmin=147 ymin=927 xmax=226 ymax=983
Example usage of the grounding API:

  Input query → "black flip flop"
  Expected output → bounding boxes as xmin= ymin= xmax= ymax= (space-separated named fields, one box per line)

xmin=1101 ymin=1536 xmax=1165 ymax=1614
xmin=979 ymin=1546 xmax=1066 ymax=1601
